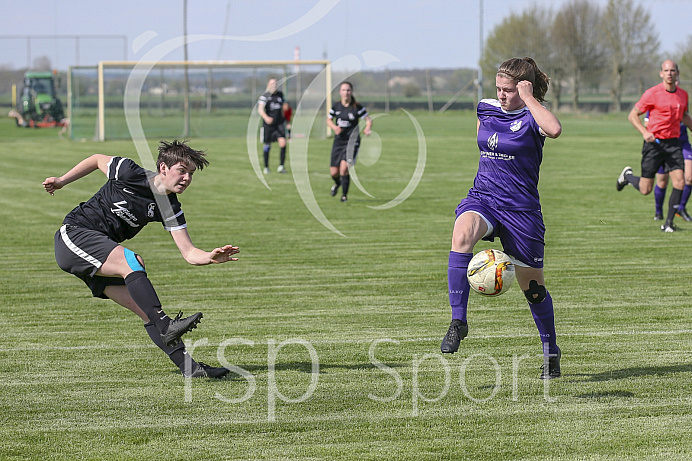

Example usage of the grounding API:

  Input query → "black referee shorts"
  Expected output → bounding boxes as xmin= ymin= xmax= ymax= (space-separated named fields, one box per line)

xmin=641 ymin=138 xmax=684 ymax=178
xmin=54 ymin=224 xmax=124 ymax=299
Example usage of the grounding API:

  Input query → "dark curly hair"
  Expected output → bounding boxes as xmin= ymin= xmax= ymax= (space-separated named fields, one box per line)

xmin=156 ymin=140 xmax=209 ymax=172
xmin=497 ymin=57 xmax=550 ymax=103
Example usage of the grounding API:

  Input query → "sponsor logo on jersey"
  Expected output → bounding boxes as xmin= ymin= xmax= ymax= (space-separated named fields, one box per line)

xmin=111 ymin=201 xmax=140 ymax=227
xmin=510 ymin=120 xmax=522 ymax=132
xmin=487 ymin=132 xmax=499 ymax=151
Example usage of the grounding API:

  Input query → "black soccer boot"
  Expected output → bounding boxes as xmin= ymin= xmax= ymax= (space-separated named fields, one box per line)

xmin=616 ymin=166 xmax=632 ymax=191
xmin=440 ymin=319 xmax=468 ymax=354
xmin=184 ymin=362 xmax=230 ymax=379
xmin=540 ymin=346 xmax=561 ymax=379
xmin=161 ymin=311 xmax=203 ymax=347
xmin=676 ymin=208 xmax=692 ymax=222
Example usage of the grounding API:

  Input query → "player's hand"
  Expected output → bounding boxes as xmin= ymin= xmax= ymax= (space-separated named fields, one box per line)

xmin=332 ymin=126 xmax=342 ymax=135
xmin=517 ymin=80 xmax=534 ymax=102
xmin=210 ymin=245 xmax=240 ymax=263
xmin=42 ymin=177 xmax=64 ymax=196
xmin=264 ymin=116 xmax=274 ymax=125
xmin=643 ymin=131 xmax=656 ymax=143
xmin=363 ymin=127 xmax=372 ymax=136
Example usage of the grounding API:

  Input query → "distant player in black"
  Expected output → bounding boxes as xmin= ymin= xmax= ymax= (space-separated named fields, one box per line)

xmin=43 ymin=140 xmax=240 ymax=378
xmin=327 ymin=81 xmax=372 ymax=202
xmin=258 ymin=78 xmax=289 ymax=174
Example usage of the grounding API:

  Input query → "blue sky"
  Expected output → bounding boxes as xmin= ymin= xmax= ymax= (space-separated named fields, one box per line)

xmin=2 ymin=0 xmax=692 ymax=71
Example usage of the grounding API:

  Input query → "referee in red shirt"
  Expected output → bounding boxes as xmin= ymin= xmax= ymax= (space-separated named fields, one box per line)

xmin=617 ymin=59 xmax=692 ymax=232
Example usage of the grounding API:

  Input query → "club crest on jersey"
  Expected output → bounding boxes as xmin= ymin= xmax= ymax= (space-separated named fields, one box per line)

xmin=348 ymin=113 xmax=355 ymax=120
xmin=487 ymin=132 xmax=499 ymax=151
xmin=147 ymin=203 xmax=156 ymax=218
xmin=510 ymin=120 xmax=522 ymax=132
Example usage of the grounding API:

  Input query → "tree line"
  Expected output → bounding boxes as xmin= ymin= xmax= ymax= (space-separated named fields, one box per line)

xmin=480 ymin=0 xmax=692 ymax=112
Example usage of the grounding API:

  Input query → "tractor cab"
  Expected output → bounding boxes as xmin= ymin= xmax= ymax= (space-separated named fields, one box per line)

xmin=12 ymin=71 xmax=66 ymax=127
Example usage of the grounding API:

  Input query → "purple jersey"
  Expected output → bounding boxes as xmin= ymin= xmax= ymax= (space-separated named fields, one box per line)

xmin=467 ymin=99 xmax=546 ymax=211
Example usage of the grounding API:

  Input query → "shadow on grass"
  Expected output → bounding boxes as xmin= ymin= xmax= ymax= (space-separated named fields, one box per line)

xmin=575 ymin=363 xmax=692 ymax=382
xmin=576 ymin=390 xmax=635 ymax=399
xmin=179 ymin=361 xmax=408 ymax=381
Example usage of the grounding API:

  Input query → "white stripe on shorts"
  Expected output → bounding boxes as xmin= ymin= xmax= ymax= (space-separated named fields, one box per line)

xmin=59 ymin=225 xmax=103 ymax=269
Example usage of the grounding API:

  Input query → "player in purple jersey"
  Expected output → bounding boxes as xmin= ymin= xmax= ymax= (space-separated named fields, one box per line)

xmin=43 ymin=140 xmax=240 ymax=378
xmin=440 ymin=57 xmax=563 ymax=379
xmin=652 ymin=122 xmax=692 ymax=221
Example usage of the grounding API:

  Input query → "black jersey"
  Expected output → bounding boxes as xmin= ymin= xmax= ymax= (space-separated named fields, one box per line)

xmin=329 ymin=101 xmax=368 ymax=141
xmin=258 ymin=91 xmax=285 ymax=126
xmin=62 ymin=157 xmax=186 ymax=243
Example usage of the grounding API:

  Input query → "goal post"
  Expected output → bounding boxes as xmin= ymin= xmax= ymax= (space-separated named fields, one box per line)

xmin=68 ymin=59 xmax=331 ymax=141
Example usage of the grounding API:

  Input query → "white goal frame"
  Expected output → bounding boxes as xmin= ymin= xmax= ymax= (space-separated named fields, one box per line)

xmin=92 ymin=59 xmax=331 ymax=141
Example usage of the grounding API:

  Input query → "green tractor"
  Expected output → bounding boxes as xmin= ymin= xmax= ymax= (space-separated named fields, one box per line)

xmin=10 ymin=71 xmax=66 ymax=128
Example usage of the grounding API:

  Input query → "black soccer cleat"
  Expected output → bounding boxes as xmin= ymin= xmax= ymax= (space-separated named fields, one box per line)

xmin=616 ymin=166 xmax=632 ymax=191
xmin=440 ymin=319 xmax=468 ymax=354
xmin=330 ymin=184 xmax=340 ymax=197
xmin=161 ymin=311 xmax=203 ymax=347
xmin=654 ymin=212 xmax=664 ymax=221
xmin=661 ymin=224 xmax=677 ymax=233
xmin=340 ymin=195 xmax=348 ymax=202
xmin=540 ymin=346 xmax=561 ymax=379
xmin=676 ymin=208 xmax=692 ymax=222
xmin=184 ymin=362 xmax=231 ymax=379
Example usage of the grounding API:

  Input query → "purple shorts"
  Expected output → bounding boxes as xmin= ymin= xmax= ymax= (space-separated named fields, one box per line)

xmin=455 ymin=196 xmax=545 ymax=268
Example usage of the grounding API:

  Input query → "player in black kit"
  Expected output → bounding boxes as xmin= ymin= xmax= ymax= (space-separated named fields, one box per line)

xmin=326 ymin=81 xmax=372 ymax=202
xmin=258 ymin=78 xmax=289 ymax=174
xmin=43 ymin=140 xmax=239 ymax=378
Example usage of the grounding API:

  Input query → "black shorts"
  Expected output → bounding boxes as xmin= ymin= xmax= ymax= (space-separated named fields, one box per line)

xmin=641 ymin=139 xmax=684 ymax=178
xmin=330 ymin=137 xmax=360 ymax=167
xmin=262 ymin=123 xmax=286 ymax=144
xmin=54 ymin=224 xmax=124 ymax=299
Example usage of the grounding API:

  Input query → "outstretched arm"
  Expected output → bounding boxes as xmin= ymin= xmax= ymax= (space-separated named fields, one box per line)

xmin=43 ymin=154 xmax=112 ymax=195
xmin=170 ymin=228 xmax=239 ymax=266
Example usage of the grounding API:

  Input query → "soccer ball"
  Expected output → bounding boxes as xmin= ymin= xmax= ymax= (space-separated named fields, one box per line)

xmin=467 ymin=249 xmax=515 ymax=296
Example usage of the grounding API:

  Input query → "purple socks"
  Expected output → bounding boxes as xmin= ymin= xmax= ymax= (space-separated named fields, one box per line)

xmin=448 ymin=251 xmax=472 ymax=322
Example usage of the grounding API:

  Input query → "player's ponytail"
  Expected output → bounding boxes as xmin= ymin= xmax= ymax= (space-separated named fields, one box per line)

xmin=497 ymin=57 xmax=550 ymax=103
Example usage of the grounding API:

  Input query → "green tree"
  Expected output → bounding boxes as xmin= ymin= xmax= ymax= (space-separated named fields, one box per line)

xmin=675 ymin=35 xmax=692 ymax=87
xmin=480 ymin=6 xmax=555 ymax=100
xmin=601 ymin=0 xmax=660 ymax=112
xmin=553 ymin=0 xmax=605 ymax=110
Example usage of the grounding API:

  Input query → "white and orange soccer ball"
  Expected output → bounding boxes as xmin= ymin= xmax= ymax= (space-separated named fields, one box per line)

xmin=467 ymin=249 xmax=516 ymax=296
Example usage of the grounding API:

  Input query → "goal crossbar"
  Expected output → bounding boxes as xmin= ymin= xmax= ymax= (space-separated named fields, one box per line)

xmin=90 ymin=59 xmax=331 ymax=141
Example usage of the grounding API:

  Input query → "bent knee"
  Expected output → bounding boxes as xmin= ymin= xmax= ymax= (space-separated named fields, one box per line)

xmin=523 ymin=280 xmax=547 ymax=304
xmin=123 ymin=248 xmax=146 ymax=272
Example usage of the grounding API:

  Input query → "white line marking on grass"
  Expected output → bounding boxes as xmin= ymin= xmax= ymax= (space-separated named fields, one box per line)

xmin=1 ymin=329 xmax=691 ymax=352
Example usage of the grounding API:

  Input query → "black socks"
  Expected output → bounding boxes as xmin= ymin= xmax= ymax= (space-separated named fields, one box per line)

xmin=124 ymin=271 xmax=168 ymax=332
xmin=341 ymin=175 xmax=350 ymax=196
xmin=667 ymin=187 xmax=683 ymax=226
xmin=144 ymin=322 xmax=198 ymax=373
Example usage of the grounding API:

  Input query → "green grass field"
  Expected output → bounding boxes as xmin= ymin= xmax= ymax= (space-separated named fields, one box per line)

xmin=1 ymin=110 xmax=692 ymax=460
